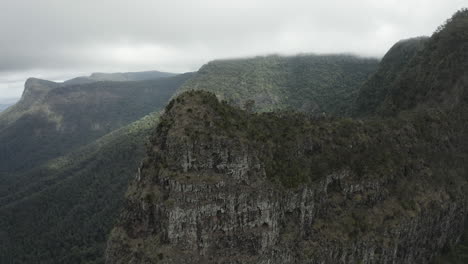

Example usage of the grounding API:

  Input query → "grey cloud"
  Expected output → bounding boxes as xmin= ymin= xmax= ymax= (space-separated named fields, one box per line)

xmin=0 ymin=0 xmax=466 ymax=98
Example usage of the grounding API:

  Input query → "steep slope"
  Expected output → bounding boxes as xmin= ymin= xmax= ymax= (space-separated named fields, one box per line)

xmin=0 ymin=73 xmax=193 ymax=173
xmin=106 ymin=91 xmax=467 ymax=264
xmin=179 ymin=54 xmax=378 ymax=115
xmin=63 ymin=70 xmax=177 ymax=86
xmin=357 ymin=9 xmax=468 ymax=116
xmin=354 ymin=37 xmax=429 ymax=115
xmin=0 ymin=113 xmax=160 ymax=264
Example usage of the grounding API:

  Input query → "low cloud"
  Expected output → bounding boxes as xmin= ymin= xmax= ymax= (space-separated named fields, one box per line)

xmin=0 ymin=0 xmax=465 ymax=98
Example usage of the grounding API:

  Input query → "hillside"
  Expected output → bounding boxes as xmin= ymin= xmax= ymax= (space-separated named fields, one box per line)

xmin=354 ymin=37 xmax=429 ymax=115
xmin=179 ymin=54 xmax=378 ymax=115
xmin=0 ymin=113 xmax=160 ymax=264
xmin=355 ymin=9 xmax=468 ymax=116
xmin=0 ymin=73 xmax=193 ymax=173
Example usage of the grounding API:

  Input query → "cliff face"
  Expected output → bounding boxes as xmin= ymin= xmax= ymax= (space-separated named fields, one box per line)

xmin=106 ymin=92 xmax=467 ymax=264
xmin=106 ymin=10 xmax=468 ymax=264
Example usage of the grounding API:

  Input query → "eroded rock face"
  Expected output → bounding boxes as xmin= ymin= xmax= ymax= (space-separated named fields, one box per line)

xmin=106 ymin=92 xmax=467 ymax=264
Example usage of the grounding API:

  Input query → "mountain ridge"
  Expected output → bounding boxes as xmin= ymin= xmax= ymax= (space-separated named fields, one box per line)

xmin=63 ymin=70 xmax=178 ymax=86
xmin=178 ymin=54 xmax=379 ymax=115
xmin=106 ymin=9 xmax=468 ymax=264
xmin=106 ymin=90 xmax=467 ymax=263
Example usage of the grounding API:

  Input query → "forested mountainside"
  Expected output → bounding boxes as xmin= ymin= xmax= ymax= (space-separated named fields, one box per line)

xmin=63 ymin=70 xmax=178 ymax=86
xmin=378 ymin=10 xmax=468 ymax=115
xmin=357 ymin=10 xmax=468 ymax=117
xmin=179 ymin=54 xmax=378 ymax=115
xmin=0 ymin=73 xmax=193 ymax=173
xmin=354 ymin=37 xmax=429 ymax=115
xmin=0 ymin=113 xmax=160 ymax=264
xmin=107 ymin=9 xmax=468 ymax=264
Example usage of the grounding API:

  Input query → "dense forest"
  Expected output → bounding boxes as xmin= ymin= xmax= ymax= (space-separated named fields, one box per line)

xmin=179 ymin=54 xmax=378 ymax=115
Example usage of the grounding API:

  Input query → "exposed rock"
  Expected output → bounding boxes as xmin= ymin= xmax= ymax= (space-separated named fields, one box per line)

xmin=106 ymin=91 xmax=467 ymax=264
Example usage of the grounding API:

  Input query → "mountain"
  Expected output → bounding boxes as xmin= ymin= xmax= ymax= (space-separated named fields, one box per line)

xmin=106 ymin=9 xmax=468 ymax=264
xmin=63 ymin=70 xmax=178 ymax=86
xmin=0 ymin=73 xmax=193 ymax=173
xmin=106 ymin=91 xmax=466 ymax=264
xmin=178 ymin=54 xmax=378 ymax=115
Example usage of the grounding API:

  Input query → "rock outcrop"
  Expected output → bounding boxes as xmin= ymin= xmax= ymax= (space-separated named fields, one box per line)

xmin=106 ymin=10 xmax=468 ymax=264
xmin=106 ymin=91 xmax=467 ymax=264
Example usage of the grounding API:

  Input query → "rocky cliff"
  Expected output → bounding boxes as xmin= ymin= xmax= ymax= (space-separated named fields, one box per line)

xmin=106 ymin=9 xmax=468 ymax=264
xmin=106 ymin=91 xmax=467 ymax=264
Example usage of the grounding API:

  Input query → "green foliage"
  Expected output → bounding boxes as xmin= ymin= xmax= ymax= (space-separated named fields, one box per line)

xmin=357 ymin=8 xmax=468 ymax=116
xmin=0 ymin=113 xmax=160 ymax=264
xmin=161 ymin=91 xmax=465 ymax=192
xmin=354 ymin=37 xmax=428 ymax=115
xmin=178 ymin=54 xmax=378 ymax=115
xmin=0 ymin=73 xmax=193 ymax=263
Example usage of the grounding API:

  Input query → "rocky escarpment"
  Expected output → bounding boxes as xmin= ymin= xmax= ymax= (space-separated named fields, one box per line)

xmin=106 ymin=91 xmax=467 ymax=264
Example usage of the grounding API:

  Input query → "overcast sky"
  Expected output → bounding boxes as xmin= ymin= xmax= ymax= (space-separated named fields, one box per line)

xmin=0 ymin=0 xmax=466 ymax=100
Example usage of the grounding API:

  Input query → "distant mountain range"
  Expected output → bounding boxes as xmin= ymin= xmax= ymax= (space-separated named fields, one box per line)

xmin=63 ymin=70 xmax=178 ymax=86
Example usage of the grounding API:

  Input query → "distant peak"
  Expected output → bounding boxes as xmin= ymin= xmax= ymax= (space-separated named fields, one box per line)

xmin=19 ymin=78 xmax=59 ymax=106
